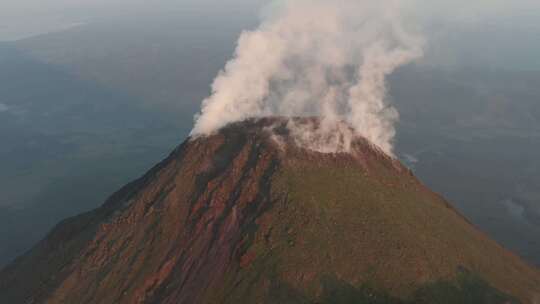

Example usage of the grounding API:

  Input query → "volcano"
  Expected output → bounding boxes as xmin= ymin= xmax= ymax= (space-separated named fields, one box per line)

xmin=1 ymin=118 xmax=539 ymax=304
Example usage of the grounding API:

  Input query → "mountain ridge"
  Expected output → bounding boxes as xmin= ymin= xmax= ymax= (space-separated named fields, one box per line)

xmin=1 ymin=117 xmax=540 ymax=304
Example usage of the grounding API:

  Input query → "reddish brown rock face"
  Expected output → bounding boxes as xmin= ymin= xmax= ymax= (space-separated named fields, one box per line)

xmin=1 ymin=118 xmax=540 ymax=304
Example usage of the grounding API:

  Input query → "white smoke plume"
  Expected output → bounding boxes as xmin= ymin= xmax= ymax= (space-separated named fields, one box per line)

xmin=191 ymin=0 xmax=424 ymax=156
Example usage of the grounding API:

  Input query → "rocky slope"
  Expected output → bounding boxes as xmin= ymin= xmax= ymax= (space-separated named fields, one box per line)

xmin=1 ymin=118 xmax=540 ymax=304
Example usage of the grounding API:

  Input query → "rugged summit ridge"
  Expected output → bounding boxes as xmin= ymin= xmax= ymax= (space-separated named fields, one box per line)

xmin=1 ymin=118 xmax=540 ymax=304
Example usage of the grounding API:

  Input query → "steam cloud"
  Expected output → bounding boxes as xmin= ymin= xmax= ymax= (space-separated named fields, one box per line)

xmin=191 ymin=0 xmax=424 ymax=156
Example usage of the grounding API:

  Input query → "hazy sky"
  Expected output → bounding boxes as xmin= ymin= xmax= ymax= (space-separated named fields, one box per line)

xmin=0 ymin=0 xmax=266 ymax=40
xmin=2 ymin=0 xmax=540 ymax=38
xmin=0 ymin=0 xmax=539 ymax=69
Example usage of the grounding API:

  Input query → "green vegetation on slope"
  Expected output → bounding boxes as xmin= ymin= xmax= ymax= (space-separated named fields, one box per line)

xmin=205 ymin=154 xmax=538 ymax=303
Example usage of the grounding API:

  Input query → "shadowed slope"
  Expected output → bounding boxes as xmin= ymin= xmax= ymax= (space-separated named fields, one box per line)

xmin=1 ymin=118 xmax=539 ymax=304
